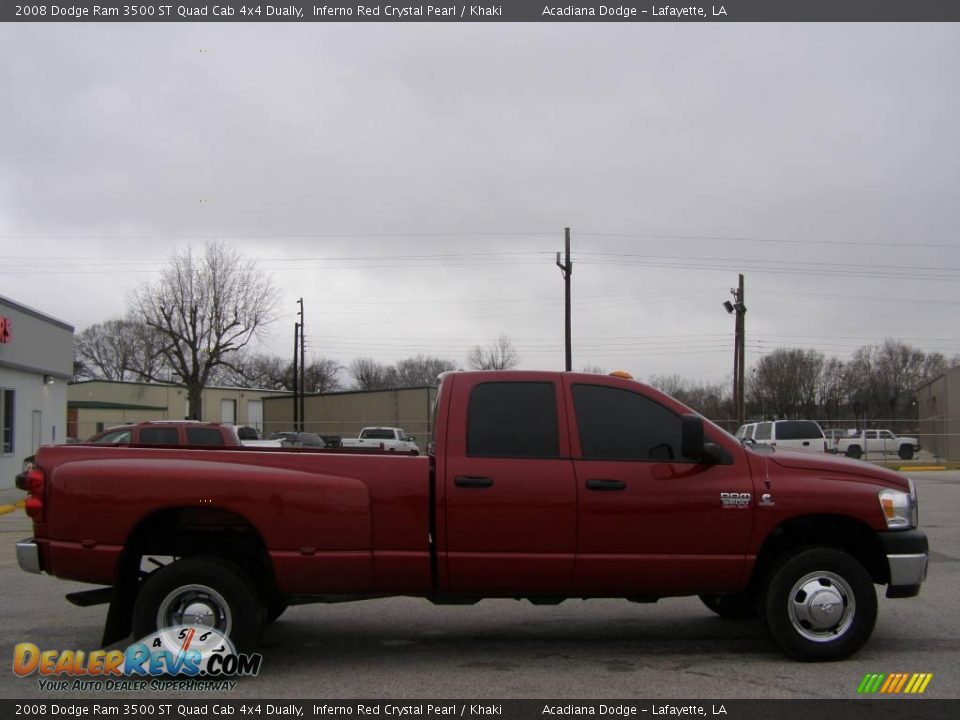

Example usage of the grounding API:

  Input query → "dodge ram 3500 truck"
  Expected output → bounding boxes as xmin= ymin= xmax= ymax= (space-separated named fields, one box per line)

xmin=16 ymin=371 xmax=928 ymax=661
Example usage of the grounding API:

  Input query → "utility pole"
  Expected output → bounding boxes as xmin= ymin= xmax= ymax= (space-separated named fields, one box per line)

xmin=724 ymin=274 xmax=747 ymax=427
xmin=736 ymin=273 xmax=746 ymax=427
xmin=556 ymin=227 xmax=572 ymax=371
xmin=298 ymin=298 xmax=305 ymax=432
xmin=293 ymin=322 xmax=300 ymax=431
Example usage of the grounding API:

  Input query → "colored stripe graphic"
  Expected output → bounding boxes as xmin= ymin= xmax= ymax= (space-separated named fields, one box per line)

xmin=858 ymin=673 xmax=932 ymax=694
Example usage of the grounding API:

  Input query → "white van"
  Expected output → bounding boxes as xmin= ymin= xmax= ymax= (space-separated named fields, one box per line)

xmin=734 ymin=420 xmax=828 ymax=453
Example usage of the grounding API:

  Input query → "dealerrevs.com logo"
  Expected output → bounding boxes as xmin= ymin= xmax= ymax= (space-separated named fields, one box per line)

xmin=13 ymin=626 xmax=262 ymax=692
xmin=857 ymin=673 xmax=934 ymax=695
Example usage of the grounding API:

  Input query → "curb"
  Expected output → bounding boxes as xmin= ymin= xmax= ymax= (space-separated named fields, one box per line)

xmin=0 ymin=500 xmax=26 ymax=516
xmin=900 ymin=466 xmax=948 ymax=472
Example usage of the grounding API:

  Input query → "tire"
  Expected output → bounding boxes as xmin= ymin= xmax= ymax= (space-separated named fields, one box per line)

xmin=699 ymin=592 xmax=758 ymax=620
xmin=132 ymin=556 xmax=264 ymax=652
xmin=845 ymin=445 xmax=863 ymax=460
xmin=762 ymin=548 xmax=876 ymax=661
xmin=265 ymin=598 xmax=289 ymax=624
xmin=898 ymin=446 xmax=914 ymax=460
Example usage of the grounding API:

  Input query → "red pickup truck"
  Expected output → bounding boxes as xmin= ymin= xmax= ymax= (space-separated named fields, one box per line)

xmin=16 ymin=371 xmax=928 ymax=661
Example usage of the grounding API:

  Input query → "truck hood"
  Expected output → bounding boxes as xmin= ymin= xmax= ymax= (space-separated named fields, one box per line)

xmin=763 ymin=448 xmax=909 ymax=491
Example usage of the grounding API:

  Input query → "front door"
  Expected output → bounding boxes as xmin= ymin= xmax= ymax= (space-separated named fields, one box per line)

xmin=566 ymin=378 xmax=755 ymax=596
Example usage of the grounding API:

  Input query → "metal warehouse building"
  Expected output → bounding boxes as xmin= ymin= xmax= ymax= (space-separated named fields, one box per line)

xmin=68 ymin=380 xmax=292 ymax=440
xmin=917 ymin=365 xmax=960 ymax=461
xmin=263 ymin=386 xmax=438 ymax=447
xmin=0 ymin=295 xmax=74 ymax=489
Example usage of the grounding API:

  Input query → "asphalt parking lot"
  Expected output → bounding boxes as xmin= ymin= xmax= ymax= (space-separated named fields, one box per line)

xmin=1 ymin=470 xmax=957 ymax=701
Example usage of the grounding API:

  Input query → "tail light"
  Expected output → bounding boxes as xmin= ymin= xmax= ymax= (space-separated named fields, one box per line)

xmin=23 ymin=468 xmax=45 ymax=522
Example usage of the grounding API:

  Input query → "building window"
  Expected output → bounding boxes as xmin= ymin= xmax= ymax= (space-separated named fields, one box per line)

xmin=2 ymin=389 xmax=14 ymax=455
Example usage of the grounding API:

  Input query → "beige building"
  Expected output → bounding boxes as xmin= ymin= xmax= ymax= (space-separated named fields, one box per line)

xmin=917 ymin=366 xmax=960 ymax=461
xmin=263 ymin=386 xmax=437 ymax=446
xmin=68 ymin=380 xmax=291 ymax=440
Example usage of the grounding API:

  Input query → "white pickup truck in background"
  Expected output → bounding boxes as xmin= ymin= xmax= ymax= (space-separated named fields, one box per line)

xmin=340 ymin=426 xmax=419 ymax=453
xmin=831 ymin=429 xmax=921 ymax=460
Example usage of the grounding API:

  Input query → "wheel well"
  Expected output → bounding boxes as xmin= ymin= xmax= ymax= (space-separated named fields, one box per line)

xmin=750 ymin=515 xmax=888 ymax=590
xmin=121 ymin=507 xmax=278 ymax=600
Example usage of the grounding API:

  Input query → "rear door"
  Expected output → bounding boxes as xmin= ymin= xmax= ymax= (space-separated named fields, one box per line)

xmin=566 ymin=378 xmax=754 ymax=595
xmin=442 ymin=375 xmax=576 ymax=595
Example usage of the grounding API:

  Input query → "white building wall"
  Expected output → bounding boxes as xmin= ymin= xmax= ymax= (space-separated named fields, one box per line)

xmin=0 ymin=365 xmax=68 ymax=488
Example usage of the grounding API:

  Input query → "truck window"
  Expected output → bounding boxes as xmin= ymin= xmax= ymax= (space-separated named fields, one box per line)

xmin=572 ymin=384 xmax=684 ymax=461
xmin=775 ymin=421 xmax=823 ymax=440
xmin=754 ymin=422 xmax=772 ymax=440
xmin=186 ymin=427 xmax=226 ymax=446
xmin=467 ymin=382 xmax=559 ymax=458
xmin=139 ymin=427 xmax=179 ymax=445
xmin=362 ymin=429 xmax=396 ymax=440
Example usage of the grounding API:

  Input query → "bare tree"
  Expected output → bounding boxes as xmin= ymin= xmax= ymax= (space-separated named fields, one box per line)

xmin=134 ymin=241 xmax=278 ymax=419
xmin=391 ymin=355 xmax=458 ymax=387
xmin=748 ymin=348 xmax=824 ymax=419
xmin=350 ymin=357 xmax=391 ymax=390
xmin=74 ymin=317 xmax=168 ymax=382
xmin=239 ymin=352 xmax=290 ymax=390
xmin=649 ymin=374 xmax=728 ymax=421
xmin=467 ymin=335 xmax=520 ymax=370
xmin=818 ymin=357 xmax=846 ymax=421
xmin=579 ymin=365 xmax=606 ymax=374
xmin=303 ymin=358 xmax=343 ymax=394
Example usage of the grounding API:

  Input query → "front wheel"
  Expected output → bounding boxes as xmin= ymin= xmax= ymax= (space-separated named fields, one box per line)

xmin=898 ymin=446 xmax=914 ymax=460
xmin=763 ymin=548 xmax=876 ymax=661
xmin=132 ymin=557 xmax=264 ymax=652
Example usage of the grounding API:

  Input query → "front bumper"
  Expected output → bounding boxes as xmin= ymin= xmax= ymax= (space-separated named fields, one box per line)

xmin=16 ymin=538 xmax=42 ymax=574
xmin=878 ymin=529 xmax=928 ymax=598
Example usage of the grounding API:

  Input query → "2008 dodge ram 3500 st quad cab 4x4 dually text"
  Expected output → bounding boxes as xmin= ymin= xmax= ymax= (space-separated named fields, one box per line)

xmin=16 ymin=371 xmax=928 ymax=661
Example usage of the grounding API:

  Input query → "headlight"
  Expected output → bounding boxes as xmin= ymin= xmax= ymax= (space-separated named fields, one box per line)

xmin=879 ymin=479 xmax=918 ymax=529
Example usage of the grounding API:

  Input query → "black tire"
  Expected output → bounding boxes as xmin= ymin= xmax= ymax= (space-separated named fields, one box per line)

xmin=762 ymin=548 xmax=876 ymax=661
xmin=898 ymin=446 xmax=914 ymax=460
xmin=132 ymin=556 xmax=264 ymax=652
xmin=265 ymin=598 xmax=289 ymax=624
xmin=845 ymin=445 xmax=863 ymax=460
xmin=699 ymin=592 xmax=758 ymax=620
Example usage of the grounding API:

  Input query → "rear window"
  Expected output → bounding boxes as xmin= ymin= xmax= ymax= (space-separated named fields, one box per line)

xmin=467 ymin=382 xmax=559 ymax=458
xmin=186 ymin=427 xmax=226 ymax=446
xmin=775 ymin=421 xmax=824 ymax=440
xmin=362 ymin=428 xmax=396 ymax=440
xmin=139 ymin=427 xmax=179 ymax=445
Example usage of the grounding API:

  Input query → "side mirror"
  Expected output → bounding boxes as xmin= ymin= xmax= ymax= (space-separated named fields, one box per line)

xmin=681 ymin=414 xmax=726 ymax=463
xmin=681 ymin=414 xmax=705 ymax=460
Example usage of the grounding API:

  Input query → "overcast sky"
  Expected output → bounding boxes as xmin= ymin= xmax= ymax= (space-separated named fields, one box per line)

xmin=1 ymin=22 xmax=958 ymax=386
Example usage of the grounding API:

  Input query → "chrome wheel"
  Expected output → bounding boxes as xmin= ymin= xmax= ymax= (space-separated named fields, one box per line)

xmin=786 ymin=571 xmax=855 ymax=643
xmin=156 ymin=583 xmax=232 ymax=635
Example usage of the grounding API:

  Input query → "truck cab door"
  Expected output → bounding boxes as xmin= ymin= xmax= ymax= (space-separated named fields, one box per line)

xmin=439 ymin=375 xmax=576 ymax=595
xmin=564 ymin=377 xmax=754 ymax=596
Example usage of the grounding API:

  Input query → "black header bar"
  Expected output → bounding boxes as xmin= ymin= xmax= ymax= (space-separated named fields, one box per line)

xmin=3 ymin=1 xmax=960 ymax=23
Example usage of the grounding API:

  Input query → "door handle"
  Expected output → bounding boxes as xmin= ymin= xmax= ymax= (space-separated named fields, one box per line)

xmin=455 ymin=476 xmax=494 ymax=489
xmin=802 ymin=441 xmax=810 ymax=446
xmin=586 ymin=479 xmax=626 ymax=491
